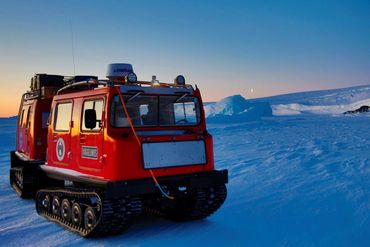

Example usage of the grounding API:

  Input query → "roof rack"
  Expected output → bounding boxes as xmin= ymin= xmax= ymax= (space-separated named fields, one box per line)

xmin=56 ymin=79 xmax=193 ymax=95
xmin=57 ymin=80 xmax=108 ymax=95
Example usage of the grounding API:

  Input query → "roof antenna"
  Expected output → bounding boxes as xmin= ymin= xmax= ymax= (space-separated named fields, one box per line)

xmin=69 ymin=20 xmax=76 ymax=76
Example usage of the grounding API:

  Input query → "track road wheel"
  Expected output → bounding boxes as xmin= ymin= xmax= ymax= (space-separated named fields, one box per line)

xmin=71 ymin=203 xmax=83 ymax=226
xmin=52 ymin=196 xmax=61 ymax=216
xmin=15 ymin=170 xmax=23 ymax=189
xmin=84 ymin=207 xmax=97 ymax=231
xmin=61 ymin=199 xmax=71 ymax=221
xmin=35 ymin=189 xmax=144 ymax=237
xmin=41 ymin=194 xmax=51 ymax=212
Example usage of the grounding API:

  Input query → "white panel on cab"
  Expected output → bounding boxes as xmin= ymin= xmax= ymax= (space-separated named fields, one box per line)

xmin=142 ymin=141 xmax=206 ymax=169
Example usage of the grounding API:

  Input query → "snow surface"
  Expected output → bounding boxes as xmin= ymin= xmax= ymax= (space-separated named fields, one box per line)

xmin=1 ymin=114 xmax=370 ymax=246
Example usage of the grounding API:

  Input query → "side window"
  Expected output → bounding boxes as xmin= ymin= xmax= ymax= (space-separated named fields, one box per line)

xmin=54 ymin=102 xmax=73 ymax=132
xmin=82 ymin=99 xmax=103 ymax=132
xmin=21 ymin=107 xmax=29 ymax=127
xmin=42 ymin=112 xmax=50 ymax=128
xmin=27 ymin=106 xmax=33 ymax=128
xmin=19 ymin=109 xmax=25 ymax=126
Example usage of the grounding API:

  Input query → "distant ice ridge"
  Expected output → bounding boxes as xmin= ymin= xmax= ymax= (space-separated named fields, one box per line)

xmin=204 ymin=95 xmax=272 ymax=123
xmin=272 ymin=98 xmax=370 ymax=115
xmin=252 ymin=84 xmax=370 ymax=106
xmin=204 ymin=85 xmax=370 ymax=119
xmin=251 ymin=84 xmax=370 ymax=116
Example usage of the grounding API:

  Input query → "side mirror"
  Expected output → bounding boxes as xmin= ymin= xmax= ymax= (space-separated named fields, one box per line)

xmin=85 ymin=109 xmax=97 ymax=129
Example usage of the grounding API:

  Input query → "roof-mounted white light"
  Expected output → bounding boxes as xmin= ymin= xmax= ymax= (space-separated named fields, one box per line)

xmin=151 ymin=75 xmax=160 ymax=87
xmin=174 ymin=75 xmax=186 ymax=86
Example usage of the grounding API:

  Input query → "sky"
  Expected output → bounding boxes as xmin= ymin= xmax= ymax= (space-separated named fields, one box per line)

xmin=0 ymin=0 xmax=369 ymax=117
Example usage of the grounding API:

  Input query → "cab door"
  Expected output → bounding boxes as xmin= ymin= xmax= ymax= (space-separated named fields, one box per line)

xmin=17 ymin=105 xmax=30 ymax=155
xmin=50 ymin=101 xmax=73 ymax=167
xmin=78 ymin=98 xmax=105 ymax=170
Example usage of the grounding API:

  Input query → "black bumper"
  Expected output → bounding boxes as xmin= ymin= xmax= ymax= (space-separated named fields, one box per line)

xmin=105 ymin=170 xmax=228 ymax=198
xmin=10 ymin=151 xmax=44 ymax=168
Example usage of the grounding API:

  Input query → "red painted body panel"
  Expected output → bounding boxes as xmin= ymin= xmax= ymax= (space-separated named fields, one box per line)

xmin=16 ymin=98 xmax=52 ymax=160
xmin=44 ymin=86 xmax=214 ymax=182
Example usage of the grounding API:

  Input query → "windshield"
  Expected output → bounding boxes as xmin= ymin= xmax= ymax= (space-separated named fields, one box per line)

xmin=110 ymin=94 xmax=201 ymax=127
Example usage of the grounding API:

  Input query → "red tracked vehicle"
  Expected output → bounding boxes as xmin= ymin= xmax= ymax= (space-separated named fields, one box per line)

xmin=10 ymin=64 xmax=228 ymax=237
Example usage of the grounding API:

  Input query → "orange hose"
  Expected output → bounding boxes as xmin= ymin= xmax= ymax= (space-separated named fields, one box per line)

xmin=149 ymin=170 xmax=175 ymax=200
xmin=114 ymin=86 xmax=175 ymax=200
xmin=114 ymin=86 xmax=141 ymax=146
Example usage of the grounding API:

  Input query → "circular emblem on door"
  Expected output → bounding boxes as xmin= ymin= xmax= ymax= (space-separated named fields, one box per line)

xmin=56 ymin=138 xmax=65 ymax=161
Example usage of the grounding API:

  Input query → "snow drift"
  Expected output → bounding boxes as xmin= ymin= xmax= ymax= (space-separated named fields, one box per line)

xmin=204 ymin=95 xmax=272 ymax=123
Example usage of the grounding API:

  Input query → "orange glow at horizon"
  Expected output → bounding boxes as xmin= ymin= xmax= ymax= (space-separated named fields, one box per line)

xmin=0 ymin=74 xmax=30 ymax=117
xmin=0 ymin=93 xmax=22 ymax=117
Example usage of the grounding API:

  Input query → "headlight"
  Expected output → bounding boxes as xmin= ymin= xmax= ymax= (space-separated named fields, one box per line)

xmin=175 ymin=75 xmax=185 ymax=86
xmin=126 ymin=72 xmax=137 ymax=83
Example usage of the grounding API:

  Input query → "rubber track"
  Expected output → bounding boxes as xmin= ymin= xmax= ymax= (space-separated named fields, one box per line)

xmin=187 ymin=185 xmax=227 ymax=220
xmin=36 ymin=188 xmax=142 ymax=238
xmin=10 ymin=168 xmax=36 ymax=199
xmin=145 ymin=185 xmax=227 ymax=220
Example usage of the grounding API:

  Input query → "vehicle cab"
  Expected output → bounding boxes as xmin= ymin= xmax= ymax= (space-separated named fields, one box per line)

xmin=45 ymin=64 xmax=220 ymax=186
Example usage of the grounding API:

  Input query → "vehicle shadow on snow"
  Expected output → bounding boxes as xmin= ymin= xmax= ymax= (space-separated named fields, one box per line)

xmin=87 ymin=215 xmax=215 ymax=244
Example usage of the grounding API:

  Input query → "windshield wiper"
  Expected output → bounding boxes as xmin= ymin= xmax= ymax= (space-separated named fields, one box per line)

xmin=127 ymin=92 xmax=142 ymax=102
xmin=175 ymin=93 xmax=189 ymax=103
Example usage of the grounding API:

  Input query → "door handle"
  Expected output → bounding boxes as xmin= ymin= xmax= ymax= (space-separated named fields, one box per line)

xmin=80 ymin=134 xmax=86 ymax=144
xmin=52 ymin=134 xmax=58 ymax=142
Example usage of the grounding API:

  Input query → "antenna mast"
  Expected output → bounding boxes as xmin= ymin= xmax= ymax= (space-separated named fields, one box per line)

xmin=69 ymin=21 xmax=76 ymax=76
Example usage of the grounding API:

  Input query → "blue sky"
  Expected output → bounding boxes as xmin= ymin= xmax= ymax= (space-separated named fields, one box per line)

xmin=0 ymin=0 xmax=369 ymax=116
